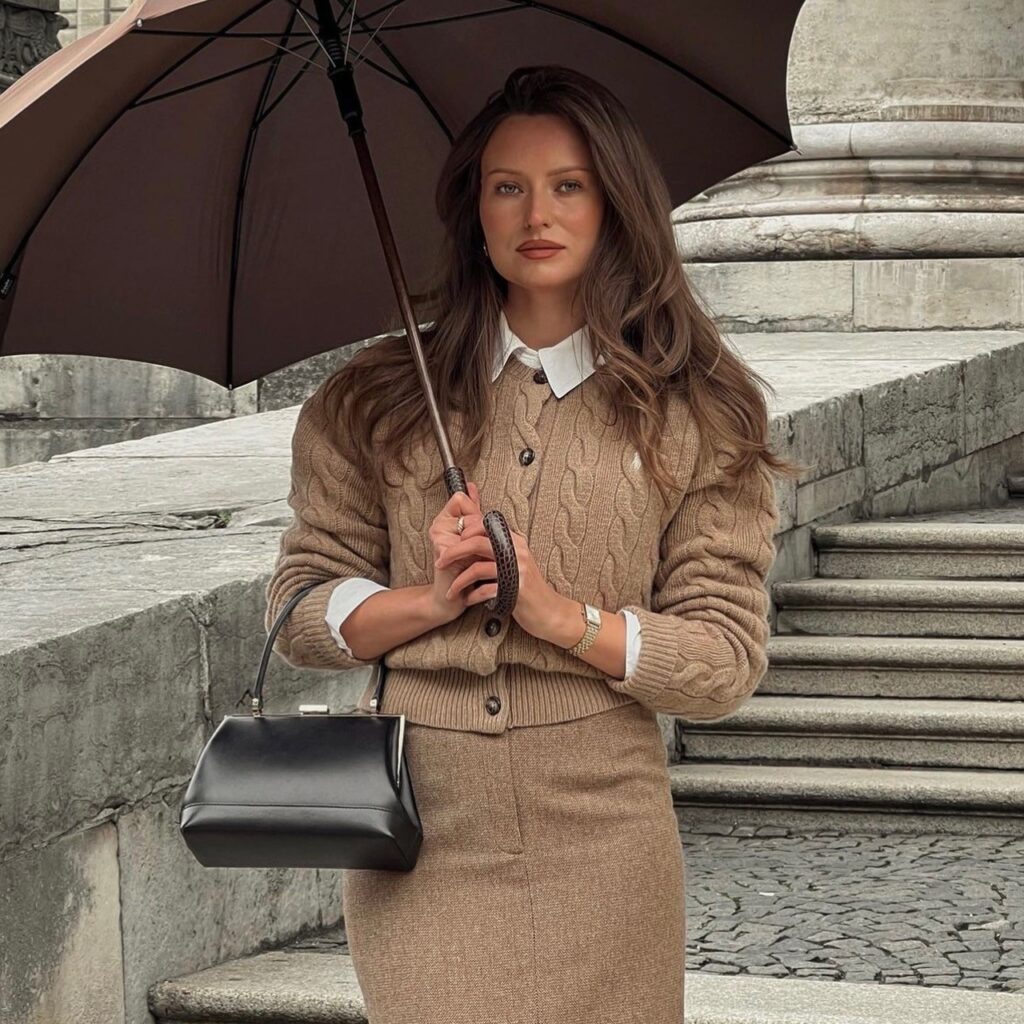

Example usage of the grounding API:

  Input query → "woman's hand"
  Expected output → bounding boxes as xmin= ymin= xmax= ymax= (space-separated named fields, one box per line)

xmin=435 ymin=514 xmax=564 ymax=642
xmin=427 ymin=481 xmax=494 ymax=625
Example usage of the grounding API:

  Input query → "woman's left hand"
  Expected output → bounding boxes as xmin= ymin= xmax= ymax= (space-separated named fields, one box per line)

xmin=434 ymin=526 xmax=563 ymax=642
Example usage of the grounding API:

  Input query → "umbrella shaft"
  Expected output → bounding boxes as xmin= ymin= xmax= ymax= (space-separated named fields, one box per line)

xmin=312 ymin=4 xmax=459 ymax=485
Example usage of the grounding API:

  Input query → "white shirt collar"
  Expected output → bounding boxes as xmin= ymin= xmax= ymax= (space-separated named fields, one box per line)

xmin=490 ymin=308 xmax=605 ymax=399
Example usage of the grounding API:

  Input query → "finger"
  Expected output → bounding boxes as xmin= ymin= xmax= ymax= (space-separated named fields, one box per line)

xmin=446 ymin=560 xmax=498 ymax=600
xmin=445 ymin=492 xmax=480 ymax=521
xmin=436 ymin=535 xmax=493 ymax=568
xmin=467 ymin=582 xmax=499 ymax=606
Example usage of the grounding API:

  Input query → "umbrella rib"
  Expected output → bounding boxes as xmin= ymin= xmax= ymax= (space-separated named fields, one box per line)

xmin=339 ymin=1 xmax=455 ymax=143
xmin=350 ymin=3 xmax=401 ymax=69
xmin=354 ymin=4 xmax=528 ymax=33
xmin=130 ymin=27 xmax=318 ymax=38
xmin=129 ymin=40 xmax=319 ymax=108
xmin=253 ymin=49 xmax=400 ymax=128
xmin=123 ymin=0 xmax=276 ymax=103
xmin=0 ymin=0 xmax=279 ymax=296
xmin=340 ymin=0 xmax=356 ymax=62
xmin=519 ymin=0 xmax=795 ymax=150
xmin=226 ymin=2 xmax=306 ymax=388
xmin=252 ymin=55 xmax=321 ymax=124
xmin=288 ymin=2 xmax=338 ymax=68
xmin=256 ymin=35 xmax=323 ymax=69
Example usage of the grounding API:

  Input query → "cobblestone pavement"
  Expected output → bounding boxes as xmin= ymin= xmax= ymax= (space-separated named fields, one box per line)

xmin=321 ymin=824 xmax=1024 ymax=994
xmin=680 ymin=823 xmax=1024 ymax=993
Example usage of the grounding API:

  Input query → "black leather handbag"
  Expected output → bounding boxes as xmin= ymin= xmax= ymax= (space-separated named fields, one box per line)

xmin=178 ymin=580 xmax=423 ymax=870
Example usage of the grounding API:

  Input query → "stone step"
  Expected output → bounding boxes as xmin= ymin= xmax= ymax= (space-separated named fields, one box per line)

xmin=148 ymin=924 xmax=1024 ymax=1023
xmin=678 ymin=696 xmax=1024 ymax=770
xmin=813 ymin=520 xmax=1024 ymax=579
xmin=763 ymin=634 xmax=1024 ymax=699
xmin=773 ymin=577 xmax=1024 ymax=637
xmin=668 ymin=760 xmax=1024 ymax=827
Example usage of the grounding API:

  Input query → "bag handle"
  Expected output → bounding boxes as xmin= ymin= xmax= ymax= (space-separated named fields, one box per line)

xmin=239 ymin=580 xmax=387 ymax=716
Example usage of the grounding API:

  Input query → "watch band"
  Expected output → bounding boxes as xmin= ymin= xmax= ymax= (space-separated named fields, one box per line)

xmin=567 ymin=602 xmax=602 ymax=656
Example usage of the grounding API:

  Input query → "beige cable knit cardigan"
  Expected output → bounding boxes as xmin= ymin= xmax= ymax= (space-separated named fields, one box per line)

xmin=265 ymin=354 xmax=780 ymax=734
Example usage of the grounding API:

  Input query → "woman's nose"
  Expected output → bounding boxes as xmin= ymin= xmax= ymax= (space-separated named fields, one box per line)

xmin=525 ymin=197 xmax=552 ymax=226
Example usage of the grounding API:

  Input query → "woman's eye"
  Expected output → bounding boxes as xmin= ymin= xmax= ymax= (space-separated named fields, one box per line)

xmin=494 ymin=180 xmax=582 ymax=194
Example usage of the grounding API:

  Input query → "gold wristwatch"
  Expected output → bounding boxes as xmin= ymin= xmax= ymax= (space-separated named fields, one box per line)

xmin=566 ymin=602 xmax=602 ymax=656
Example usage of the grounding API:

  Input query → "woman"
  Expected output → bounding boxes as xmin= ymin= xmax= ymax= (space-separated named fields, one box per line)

xmin=266 ymin=65 xmax=800 ymax=1024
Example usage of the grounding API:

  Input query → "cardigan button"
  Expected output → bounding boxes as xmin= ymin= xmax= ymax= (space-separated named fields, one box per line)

xmin=485 ymin=696 xmax=502 ymax=715
xmin=519 ymin=448 xmax=535 ymax=466
xmin=533 ymin=369 xmax=547 ymax=385
xmin=484 ymin=617 xmax=502 ymax=636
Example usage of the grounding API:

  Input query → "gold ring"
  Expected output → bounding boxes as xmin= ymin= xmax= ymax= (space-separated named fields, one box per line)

xmin=456 ymin=515 xmax=465 ymax=534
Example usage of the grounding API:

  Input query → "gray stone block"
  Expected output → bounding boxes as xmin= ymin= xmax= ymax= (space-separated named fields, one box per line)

xmin=0 ymin=598 xmax=207 ymax=858
xmin=0 ymin=823 xmax=124 ymax=1024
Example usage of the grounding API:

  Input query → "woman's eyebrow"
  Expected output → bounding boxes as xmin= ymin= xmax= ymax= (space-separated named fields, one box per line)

xmin=485 ymin=165 xmax=592 ymax=177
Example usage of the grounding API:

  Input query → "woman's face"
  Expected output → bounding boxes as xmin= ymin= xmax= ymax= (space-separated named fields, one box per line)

xmin=479 ymin=113 xmax=605 ymax=297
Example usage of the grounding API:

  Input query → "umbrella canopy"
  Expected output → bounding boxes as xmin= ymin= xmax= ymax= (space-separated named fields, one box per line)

xmin=0 ymin=0 xmax=805 ymax=389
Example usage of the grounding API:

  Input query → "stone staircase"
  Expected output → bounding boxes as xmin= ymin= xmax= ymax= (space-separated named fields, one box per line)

xmin=146 ymin=499 xmax=1024 ymax=1023
xmin=669 ymin=494 xmax=1024 ymax=835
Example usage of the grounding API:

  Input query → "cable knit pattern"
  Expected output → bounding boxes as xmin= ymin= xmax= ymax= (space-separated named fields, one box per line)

xmin=265 ymin=355 xmax=780 ymax=733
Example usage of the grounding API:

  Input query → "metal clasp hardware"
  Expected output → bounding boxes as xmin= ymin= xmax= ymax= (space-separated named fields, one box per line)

xmin=299 ymin=704 xmax=330 ymax=715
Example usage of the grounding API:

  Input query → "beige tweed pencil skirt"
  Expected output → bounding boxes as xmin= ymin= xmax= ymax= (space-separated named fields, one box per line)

xmin=340 ymin=698 xmax=686 ymax=1024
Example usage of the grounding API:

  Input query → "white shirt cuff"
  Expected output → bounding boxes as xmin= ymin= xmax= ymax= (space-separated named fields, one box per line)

xmin=325 ymin=577 xmax=391 ymax=653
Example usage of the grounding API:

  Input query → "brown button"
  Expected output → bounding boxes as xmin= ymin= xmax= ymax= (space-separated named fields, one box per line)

xmin=484 ymin=617 xmax=502 ymax=637
xmin=519 ymin=448 xmax=534 ymax=466
xmin=485 ymin=696 xmax=502 ymax=715
xmin=533 ymin=369 xmax=547 ymax=385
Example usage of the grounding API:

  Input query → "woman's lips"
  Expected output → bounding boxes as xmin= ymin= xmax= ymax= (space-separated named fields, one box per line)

xmin=518 ymin=247 xmax=564 ymax=259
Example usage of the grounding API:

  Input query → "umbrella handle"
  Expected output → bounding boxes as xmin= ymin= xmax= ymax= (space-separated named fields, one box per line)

xmin=443 ymin=466 xmax=519 ymax=617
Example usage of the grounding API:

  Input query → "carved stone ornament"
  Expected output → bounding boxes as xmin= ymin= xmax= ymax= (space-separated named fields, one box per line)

xmin=0 ymin=1 xmax=68 ymax=92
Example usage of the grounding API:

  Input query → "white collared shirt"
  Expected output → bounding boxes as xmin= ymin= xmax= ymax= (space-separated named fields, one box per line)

xmin=489 ymin=308 xmax=606 ymax=398
xmin=325 ymin=312 xmax=641 ymax=678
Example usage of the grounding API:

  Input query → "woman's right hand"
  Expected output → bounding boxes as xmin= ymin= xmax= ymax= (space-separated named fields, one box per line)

xmin=427 ymin=481 xmax=494 ymax=625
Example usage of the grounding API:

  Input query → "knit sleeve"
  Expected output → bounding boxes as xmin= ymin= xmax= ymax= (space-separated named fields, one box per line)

xmin=264 ymin=380 xmax=391 ymax=671
xmin=610 ymin=426 xmax=780 ymax=721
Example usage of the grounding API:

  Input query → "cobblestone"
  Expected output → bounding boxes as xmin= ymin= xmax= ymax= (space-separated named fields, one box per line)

xmin=681 ymin=822 xmax=1024 ymax=993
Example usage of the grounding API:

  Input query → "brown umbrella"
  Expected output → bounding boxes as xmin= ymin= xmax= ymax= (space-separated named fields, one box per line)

xmin=0 ymin=0 xmax=805 ymax=615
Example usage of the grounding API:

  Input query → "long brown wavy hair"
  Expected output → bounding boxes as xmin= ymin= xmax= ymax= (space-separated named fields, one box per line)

xmin=323 ymin=64 xmax=807 ymax=506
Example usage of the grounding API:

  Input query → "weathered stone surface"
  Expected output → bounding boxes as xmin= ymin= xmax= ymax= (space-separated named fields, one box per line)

xmin=0 ymin=418 xmax=219 ymax=469
xmin=0 ymin=598 xmax=207 ymax=857
xmin=685 ymin=260 xmax=1024 ymax=333
xmin=0 ymin=354 xmax=258 ymax=419
xmin=0 ymin=823 xmax=124 ymax=1024
xmin=788 ymin=0 xmax=1024 ymax=127
xmin=684 ymin=260 xmax=854 ymax=333
xmin=856 ymin=260 xmax=1024 ymax=332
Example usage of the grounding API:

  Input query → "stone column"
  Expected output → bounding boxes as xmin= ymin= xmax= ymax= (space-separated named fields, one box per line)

xmin=678 ymin=0 xmax=1024 ymax=261
xmin=0 ymin=0 xmax=67 ymax=91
